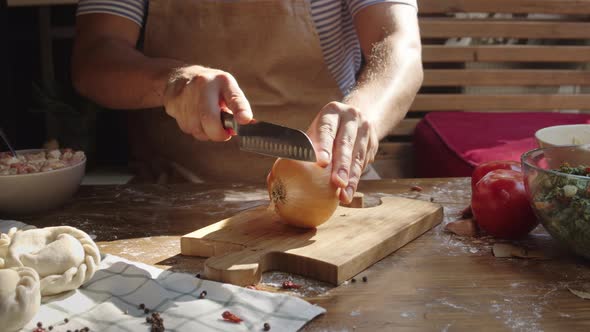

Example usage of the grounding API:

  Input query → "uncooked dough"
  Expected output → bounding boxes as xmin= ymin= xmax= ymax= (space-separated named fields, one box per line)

xmin=21 ymin=233 xmax=86 ymax=277
xmin=1 ymin=226 xmax=101 ymax=296
xmin=0 ymin=267 xmax=41 ymax=332
xmin=0 ymin=227 xmax=17 ymax=268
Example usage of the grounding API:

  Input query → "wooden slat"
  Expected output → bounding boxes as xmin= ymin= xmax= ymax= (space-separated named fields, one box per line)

xmin=375 ymin=142 xmax=413 ymax=160
xmin=419 ymin=0 xmax=590 ymax=15
xmin=422 ymin=46 xmax=590 ymax=63
xmin=373 ymin=142 xmax=415 ymax=178
xmin=411 ymin=94 xmax=590 ymax=111
xmin=423 ymin=69 xmax=590 ymax=86
xmin=388 ymin=119 xmax=420 ymax=136
xmin=420 ymin=19 xmax=590 ymax=39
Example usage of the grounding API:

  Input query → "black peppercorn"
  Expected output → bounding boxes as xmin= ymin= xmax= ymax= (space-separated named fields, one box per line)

xmin=362 ymin=276 xmax=368 ymax=282
xmin=37 ymin=322 xmax=43 ymax=328
xmin=147 ymin=317 xmax=153 ymax=323
xmin=139 ymin=303 xmax=146 ymax=310
xmin=351 ymin=278 xmax=356 ymax=283
xmin=196 ymin=273 xmax=201 ymax=278
xmin=199 ymin=290 xmax=207 ymax=299
xmin=144 ymin=308 xmax=150 ymax=314
xmin=64 ymin=318 xmax=69 ymax=323
xmin=67 ymin=330 xmax=71 ymax=332
xmin=48 ymin=326 xmax=53 ymax=331
xmin=264 ymin=322 xmax=271 ymax=331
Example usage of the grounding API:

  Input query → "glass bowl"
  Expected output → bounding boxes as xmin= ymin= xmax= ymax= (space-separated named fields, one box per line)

xmin=522 ymin=144 xmax=590 ymax=259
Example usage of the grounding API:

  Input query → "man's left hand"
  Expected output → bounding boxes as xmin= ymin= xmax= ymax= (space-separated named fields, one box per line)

xmin=307 ymin=101 xmax=379 ymax=204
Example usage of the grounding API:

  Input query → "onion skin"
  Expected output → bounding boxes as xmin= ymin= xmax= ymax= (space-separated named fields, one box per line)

xmin=267 ymin=158 xmax=340 ymax=228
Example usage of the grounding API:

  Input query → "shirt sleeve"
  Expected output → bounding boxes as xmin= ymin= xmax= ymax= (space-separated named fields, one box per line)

xmin=347 ymin=0 xmax=418 ymax=17
xmin=76 ymin=0 xmax=148 ymax=27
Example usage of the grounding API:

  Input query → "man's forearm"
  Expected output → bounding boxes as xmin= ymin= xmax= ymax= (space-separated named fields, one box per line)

xmin=343 ymin=34 xmax=423 ymax=140
xmin=72 ymin=38 xmax=184 ymax=110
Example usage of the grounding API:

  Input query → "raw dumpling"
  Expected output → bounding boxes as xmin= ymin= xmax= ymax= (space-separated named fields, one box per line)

xmin=0 ymin=228 xmax=16 ymax=268
xmin=21 ymin=233 xmax=86 ymax=277
xmin=2 ymin=226 xmax=101 ymax=296
xmin=0 ymin=267 xmax=41 ymax=332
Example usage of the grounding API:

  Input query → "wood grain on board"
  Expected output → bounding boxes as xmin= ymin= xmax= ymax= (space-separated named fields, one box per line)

xmin=181 ymin=196 xmax=443 ymax=286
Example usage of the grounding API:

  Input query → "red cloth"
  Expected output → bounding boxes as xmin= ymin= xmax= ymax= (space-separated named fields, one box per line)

xmin=413 ymin=112 xmax=590 ymax=178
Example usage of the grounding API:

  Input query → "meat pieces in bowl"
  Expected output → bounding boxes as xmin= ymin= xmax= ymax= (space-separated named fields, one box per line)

xmin=0 ymin=149 xmax=85 ymax=176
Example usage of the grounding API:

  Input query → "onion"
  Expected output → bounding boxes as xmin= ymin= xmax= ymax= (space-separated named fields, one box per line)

xmin=266 ymin=158 xmax=340 ymax=228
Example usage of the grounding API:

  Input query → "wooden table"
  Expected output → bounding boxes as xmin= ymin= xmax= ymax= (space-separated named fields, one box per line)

xmin=14 ymin=178 xmax=590 ymax=331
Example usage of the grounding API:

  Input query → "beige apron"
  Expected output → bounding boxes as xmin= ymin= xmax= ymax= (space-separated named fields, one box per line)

xmin=128 ymin=0 xmax=344 ymax=184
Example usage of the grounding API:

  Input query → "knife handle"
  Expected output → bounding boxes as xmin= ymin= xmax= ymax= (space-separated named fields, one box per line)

xmin=221 ymin=111 xmax=237 ymax=134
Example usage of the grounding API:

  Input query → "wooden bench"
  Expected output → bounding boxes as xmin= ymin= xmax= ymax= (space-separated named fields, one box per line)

xmin=373 ymin=0 xmax=590 ymax=178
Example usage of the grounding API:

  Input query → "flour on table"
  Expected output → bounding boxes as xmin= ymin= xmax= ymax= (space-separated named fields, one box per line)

xmin=223 ymin=189 xmax=268 ymax=202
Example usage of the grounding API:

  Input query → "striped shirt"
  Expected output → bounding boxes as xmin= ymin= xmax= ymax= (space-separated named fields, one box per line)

xmin=76 ymin=0 xmax=417 ymax=96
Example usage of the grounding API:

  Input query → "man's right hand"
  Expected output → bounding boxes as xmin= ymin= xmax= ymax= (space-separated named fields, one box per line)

xmin=164 ymin=66 xmax=253 ymax=142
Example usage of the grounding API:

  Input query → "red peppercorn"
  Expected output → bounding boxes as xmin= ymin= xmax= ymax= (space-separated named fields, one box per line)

xmin=410 ymin=185 xmax=423 ymax=192
xmin=222 ymin=311 xmax=243 ymax=323
xmin=281 ymin=280 xmax=301 ymax=289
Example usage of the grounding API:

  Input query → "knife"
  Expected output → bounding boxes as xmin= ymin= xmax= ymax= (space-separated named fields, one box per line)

xmin=221 ymin=112 xmax=317 ymax=162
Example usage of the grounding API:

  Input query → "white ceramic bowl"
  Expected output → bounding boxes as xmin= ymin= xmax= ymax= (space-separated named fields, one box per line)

xmin=535 ymin=124 xmax=590 ymax=148
xmin=0 ymin=149 xmax=86 ymax=216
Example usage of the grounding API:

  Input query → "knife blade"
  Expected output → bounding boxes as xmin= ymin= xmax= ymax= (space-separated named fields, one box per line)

xmin=221 ymin=112 xmax=317 ymax=162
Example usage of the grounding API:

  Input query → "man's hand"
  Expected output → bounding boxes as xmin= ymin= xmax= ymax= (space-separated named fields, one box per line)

xmin=307 ymin=101 xmax=379 ymax=204
xmin=164 ymin=66 xmax=253 ymax=141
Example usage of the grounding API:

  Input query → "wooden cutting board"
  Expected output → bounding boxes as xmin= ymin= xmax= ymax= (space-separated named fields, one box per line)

xmin=180 ymin=195 xmax=443 ymax=286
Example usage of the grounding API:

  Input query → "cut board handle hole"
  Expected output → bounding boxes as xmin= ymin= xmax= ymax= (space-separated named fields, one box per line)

xmin=339 ymin=192 xmax=364 ymax=208
xmin=339 ymin=192 xmax=384 ymax=209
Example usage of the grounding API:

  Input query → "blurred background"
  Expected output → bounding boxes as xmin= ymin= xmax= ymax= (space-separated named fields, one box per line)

xmin=3 ymin=2 xmax=589 ymax=183
xmin=1 ymin=2 xmax=130 ymax=183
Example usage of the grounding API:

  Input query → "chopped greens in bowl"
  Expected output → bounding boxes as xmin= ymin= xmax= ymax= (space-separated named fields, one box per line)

xmin=522 ymin=145 xmax=590 ymax=259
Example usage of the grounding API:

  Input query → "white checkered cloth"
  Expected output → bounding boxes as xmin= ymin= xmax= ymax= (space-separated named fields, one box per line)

xmin=1 ymin=221 xmax=325 ymax=332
